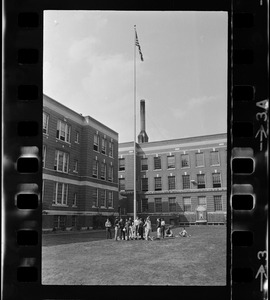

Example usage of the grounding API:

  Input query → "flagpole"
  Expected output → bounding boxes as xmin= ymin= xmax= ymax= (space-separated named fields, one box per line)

xmin=133 ymin=25 xmax=137 ymax=221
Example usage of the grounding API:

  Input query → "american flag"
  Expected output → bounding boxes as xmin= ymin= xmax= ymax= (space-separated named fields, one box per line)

xmin=135 ymin=30 xmax=144 ymax=61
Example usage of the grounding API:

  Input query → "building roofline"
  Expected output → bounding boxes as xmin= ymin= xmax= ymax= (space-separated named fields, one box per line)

xmin=43 ymin=94 xmax=118 ymax=136
xmin=119 ymin=133 xmax=227 ymax=148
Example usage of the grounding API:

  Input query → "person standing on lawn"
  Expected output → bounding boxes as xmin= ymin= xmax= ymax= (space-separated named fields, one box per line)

xmin=114 ymin=217 xmax=120 ymax=240
xmin=138 ymin=218 xmax=144 ymax=240
xmin=105 ymin=218 xmax=112 ymax=239
xmin=119 ymin=218 xmax=125 ymax=240
xmin=134 ymin=216 xmax=140 ymax=240
xmin=156 ymin=218 xmax=161 ymax=239
xmin=144 ymin=216 xmax=152 ymax=241
xmin=125 ymin=218 xmax=131 ymax=240
xmin=161 ymin=218 xmax=166 ymax=238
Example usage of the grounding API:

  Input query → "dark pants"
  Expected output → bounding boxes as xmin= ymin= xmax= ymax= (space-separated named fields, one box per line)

xmin=106 ymin=227 xmax=111 ymax=239
xmin=120 ymin=229 xmax=125 ymax=240
xmin=161 ymin=226 xmax=165 ymax=238
xmin=138 ymin=227 xmax=144 ymax=239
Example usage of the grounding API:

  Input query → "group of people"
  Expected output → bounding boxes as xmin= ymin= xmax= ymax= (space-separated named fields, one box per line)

xmin=104 ymin=216 xmax=190 ymax=241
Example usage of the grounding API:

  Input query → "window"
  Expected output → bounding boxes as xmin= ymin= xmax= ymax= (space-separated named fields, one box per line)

xmin=183 ymin=197 xmax=191 ymax=212
xmin=141 ymin=158 xmax=148 ymax=171
xmin=182 ymin=175 xmax=190 ymax=189
xmin=100 ymin=189 xmax=106 ymax=207
xmin=108 ymin=165 xmax=113 ymax=182
xmin=155 ymin=198 xmax=162 ymax=212
xmin=154 ymin=177 xmax=162 ymax=191
xmin=92 ymin=188 xmax=98 ymax=207
xmin=197 ymin=174 xmax=206 ymax=189
xmin=154 ymin=156 xmax=161 ymax=169
xmin=169 ymin=197 xmax=176 ymax=212
xmin=214 ymin=195 xmax=223 ymax=211
xmin=42 ymin=145 xmax=46 ymax=168
xmin=72 ymin=193 xmax=77 ymax=207
xmin=119 ymin=178 xmax=125 ymax=191
xmin=75 ymin=131 xmax=79 ymax=143
xmin=181 ymin=154 xmax=190 ymax=168
xmin=71 ymin=216 xmax=77 ymax=227
xmin=198 ymin=196 xmax=207 ymax=207
xmin=167 ymin=155 xmax=175 ymax=169
xmin=56 ymin=120 xmax=71 ymax=143
xmin=43 ymin=112 xmax=49 ymax=134
xmin=168 ymin=176 xmax=176 ymax=190
xmin=101 ymin=162 xmax=106 ymax=180
xmin=210 ymin=151 xmax=220 ymax=165
xmin=141 ymin=178 xmax=148 ymax=191
xmin=94 ymin=133 xmax=99 ymax=151
xmin=107 ymin=191 xmax=113 ymax=208
xmin=92 ymin=160 xmax=98 ymax=178
xmin=142 ymin=198 xmax=148 ymax=212
xmin=73 ymin=160 xmax=78 ymax=173
xmin=54 ymin=216 xmax=67 ymax=228
xmin=109 ymin=141 xmax=114 ymax=157
xmin=101 ymin=137 xmax=106 ymax=155
xmin=195 ymin=152 xmax=204 ymax=167
xmin=212 ymin=173 xmax=221 ymax=188
xmin=119 ymin=158 xmax=125 ymax=171
xmin=54 ymin=150 xmax=69 ymax=173
xmin=53 ymin=182 xmax=68 ymax=205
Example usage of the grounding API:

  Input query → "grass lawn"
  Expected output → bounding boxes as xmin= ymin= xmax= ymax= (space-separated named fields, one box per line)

xmin=42 ymin=225 xmax=226 ymax=286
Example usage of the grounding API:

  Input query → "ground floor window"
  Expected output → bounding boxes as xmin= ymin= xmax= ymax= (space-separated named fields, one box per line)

xmin=169 ymin=197 xmax=176 ymax=212
xmin=53 ymin=215 xmax=67 ymax=229
xmin=141 ymin=198 xmax=148 ymax=212
xmin=71 ymin=216 xmax=77 ymax=227
xmin=155 ymin=198 xmax=162 ymax=212
xmin=183 ymin=197 xmax=191 ymax=212
xmin=214 ymin=195 xmax=223 ymax=211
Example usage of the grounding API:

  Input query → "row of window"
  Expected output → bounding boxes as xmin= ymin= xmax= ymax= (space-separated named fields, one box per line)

xmin=53 ymin=215 xmax=77 ymax=228
xmin=139 ymin=195 xmax=223 ymax=213
xmin=52 ymin=182 xmax=114 ymax=208
xmin=119 ymin=173 xmax=222 ymax=191
xmin=43 ymin=113 xmax=115 ymax=157
xmin=43 ymin=147 xmax=114 ymax=182
xmin=119 ymin=151 xmax=221 ymax=172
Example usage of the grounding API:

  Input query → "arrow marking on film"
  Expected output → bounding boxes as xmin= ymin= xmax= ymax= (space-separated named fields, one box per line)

xmin=255 ymin=265 xmax=267 ymax=292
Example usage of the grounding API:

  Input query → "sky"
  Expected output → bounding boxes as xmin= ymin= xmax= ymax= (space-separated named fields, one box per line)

xmin=44 ymin=11 xmax=228 ymax=143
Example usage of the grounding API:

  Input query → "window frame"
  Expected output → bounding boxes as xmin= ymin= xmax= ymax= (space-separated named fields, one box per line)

xmin=93 ymin=133 xmax=99 ymax=152
xmin=53 ymin=182 xmax=68 ymax=206
xmin=212 ymin=172 xmax=222 ymax=188
xmin=56 ymin=120 xmax=71 ymax=143
xmin=182 ymin=174 xmax=191 ymax=189
xmin=168 ymin=175 xmax=176 ymax=190
xmin=169 ymin=197 xmax=176 ymax=212
xmin=101 ymin=137 xmax=106 ymax=155
xmin=100 ymin=162 xmax=107 ymax=180
xmin=154 ymin=198 xmax=162 ymax=212
xmin=42 ymin=145 xmax=46 ymax=168
xmin=210 ymin=151 xmax=220 ymax=166
xmin=154 ymin=156 xmax=161 ymax=170
xmin=198 ymin=196 xmax=207 ymax=207
xmin=181 ymin=153 xmax=190 ymax=168
xmin=183 ymin=197 xmax=192 ymax=212
xmin=100 ymin=189 xmax=106 ymax=207
xmin=119 ymin=178 xmax=125 ymax=191
xmin=92 ymin=188 xmax=98 ymax=207
xmin=141 ymin=157 xmax=148 ymax=171
xmin=92 ymin=160 xmax=98 ymax=178
xmin=54 ymin=150 xmax=69 ymax=173
xmin=119 ymin=158 xmax=125 ymax=171
xmin=141 ymin=198 xmax=148 ymax=212
xmin=214 ymin=195 xmax=223 ymax=211
xmin=197 ymin=174 xmax=206 ymax=189
xmin=107 ymin=191 xmax=113 ymax=208
xmin=141 ymin=177 xmax=148 ymax=191
xmin=167 ymin=155 xmax=175 ymax=169
xmin=195 ymin=152 xmax=205 ymax=167
xmin=43 ymin=112 xmax=49 ymax=134
xmin=154 ymin=177 xmax=162 ymax=191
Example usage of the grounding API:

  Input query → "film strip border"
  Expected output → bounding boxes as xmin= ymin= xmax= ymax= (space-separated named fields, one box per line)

xmin=2 ymin=1 xmax=268 ymax=300
xmin=231 ymin=1 xmax=268 ymax=300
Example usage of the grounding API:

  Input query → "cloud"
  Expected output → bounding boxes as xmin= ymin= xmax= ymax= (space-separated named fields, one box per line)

xmin=68 ymin=37 xmax=98 ymax=63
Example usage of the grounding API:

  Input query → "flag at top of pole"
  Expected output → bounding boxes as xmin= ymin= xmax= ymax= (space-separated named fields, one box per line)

xmin=134 ymin=25 xmax=144 ymax=61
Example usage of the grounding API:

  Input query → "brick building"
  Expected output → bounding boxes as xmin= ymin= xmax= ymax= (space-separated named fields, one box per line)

xmin=42 ymin=94 xmax=119 ymax=231
xmin=118 ymin=102 xmax=227 ymax=225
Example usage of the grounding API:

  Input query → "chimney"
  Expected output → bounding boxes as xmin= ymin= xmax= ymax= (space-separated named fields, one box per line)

xmin=138 ymin=99 xmax=149 ymax=143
